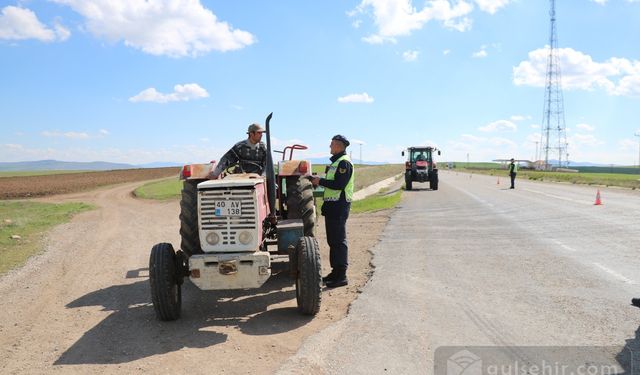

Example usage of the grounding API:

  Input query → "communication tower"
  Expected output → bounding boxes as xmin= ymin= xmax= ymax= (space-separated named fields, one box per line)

xmin=540 ymin=0 xmax=569 ymax=169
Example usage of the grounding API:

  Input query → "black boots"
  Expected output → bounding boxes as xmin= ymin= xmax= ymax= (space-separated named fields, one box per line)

xmin=324 ymin=268 xmax=348 ymax=288
xmin=632 ymin=298 xmax=640 ymax=308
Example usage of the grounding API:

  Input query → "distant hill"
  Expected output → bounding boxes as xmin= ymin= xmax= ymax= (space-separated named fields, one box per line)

xmin=0 ymin=160 xmax=136 ymax=172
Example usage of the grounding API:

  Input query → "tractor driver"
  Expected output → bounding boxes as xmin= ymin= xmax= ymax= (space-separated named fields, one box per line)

xmin=210 ymin=123 xmax=268 ymax=179
xmin=415 ymin=152 xmax=426 ymax=162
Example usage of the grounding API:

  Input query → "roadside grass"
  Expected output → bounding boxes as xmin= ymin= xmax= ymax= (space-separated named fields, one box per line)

xmin=458 ymin=168 xmax=640 ymax=189
xmin=0 ymin=170 xmax=91 ymax=177
xmin=0 ymin=201 xmax=94 ymax=275
xmin=351 ymin=191 xmax=402 ymax=213
xmin=134 ymin=178 xmax=183 ymax=200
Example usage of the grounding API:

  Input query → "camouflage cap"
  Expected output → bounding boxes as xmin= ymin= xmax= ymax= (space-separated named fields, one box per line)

xmin=247 ymin=123 xmax=265 ymax=133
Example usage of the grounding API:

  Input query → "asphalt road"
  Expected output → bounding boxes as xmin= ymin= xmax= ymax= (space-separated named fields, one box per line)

xmin=278 ymin=170 xmax=640 ymax=374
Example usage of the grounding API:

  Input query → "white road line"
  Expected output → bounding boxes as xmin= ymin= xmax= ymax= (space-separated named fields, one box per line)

xmin=593 ymin=262 xmax=636 ymax=284
xmin=551 ymin=239 xmax=578 ymax=252
xmin=522 ymin=188 xmax=591 ymax=205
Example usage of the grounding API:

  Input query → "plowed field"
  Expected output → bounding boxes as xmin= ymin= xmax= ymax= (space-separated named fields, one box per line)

xmin=0 ymin=167 xmax=180 ymax=199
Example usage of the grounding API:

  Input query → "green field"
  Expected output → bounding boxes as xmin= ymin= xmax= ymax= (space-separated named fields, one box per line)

xmin=455 ymin=167 xmax=640 ymax=189
xmin=133 ymin=178 xmax=183 ymax=200
xmin=0 ymin=201 xmax=94 ymax=274
xmin=135 ymin=164 xmax=403 ymax=200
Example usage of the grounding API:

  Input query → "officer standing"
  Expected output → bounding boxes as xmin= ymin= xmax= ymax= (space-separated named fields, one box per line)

xmin=311 ymin=135 xmax=354 ymax=288
xmin=509 ymin=158 xmax=518 ymax=189
xmin=210 ymin=123 xmax=267 ymax=178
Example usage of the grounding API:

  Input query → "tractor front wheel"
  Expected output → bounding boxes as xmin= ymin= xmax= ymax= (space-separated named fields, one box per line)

xmin=295 ymin=236 xmax=322 ymax=315
xmin=149 ymin=243 xmax=182 ymax=321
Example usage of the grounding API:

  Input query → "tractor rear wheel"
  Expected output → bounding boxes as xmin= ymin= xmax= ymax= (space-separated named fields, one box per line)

xmin=295 ymin=236 xmax=322 ymax=315
xmin=149 ymin=243 xmax=182 ymax=321
xmin=286 ymin=176 xmax=316 ymax=237
xmin=179 ymin=179 xmax=205 ymax=257
xmin=430 ymin=172 xmax=439 ymax=190
xmin=405 ymin=171 xmax=413 ymax=191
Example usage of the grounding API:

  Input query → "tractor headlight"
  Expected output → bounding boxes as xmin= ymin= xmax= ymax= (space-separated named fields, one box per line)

xmin=206 ymin=232 xmax=220 ymax=245
xmin=238 ymin=231 xmax=253 ymax=245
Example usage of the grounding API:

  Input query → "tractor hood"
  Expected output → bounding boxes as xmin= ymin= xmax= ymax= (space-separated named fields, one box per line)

xmin=198 ymin=175 xmax=265 ymax=189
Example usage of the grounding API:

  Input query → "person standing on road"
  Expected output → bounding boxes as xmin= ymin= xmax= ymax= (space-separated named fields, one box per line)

xmin=509 ymin=158 xmax=518 ymax=189
xmin=310 ymin=135 xmax=354 ymax=288
xmin=209 ymin=124 xmax=267 ymax=178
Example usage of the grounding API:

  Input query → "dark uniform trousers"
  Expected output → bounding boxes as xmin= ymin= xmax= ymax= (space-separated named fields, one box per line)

xmin=325 ymin=213 xmax=349 ymax=270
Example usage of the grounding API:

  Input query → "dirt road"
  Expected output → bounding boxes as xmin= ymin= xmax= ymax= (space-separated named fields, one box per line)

xmin=0 ymin=181 xmax=389 ymax=374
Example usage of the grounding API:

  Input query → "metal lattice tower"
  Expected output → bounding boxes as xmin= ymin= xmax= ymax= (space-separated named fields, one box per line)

xmin=540 ymin=0 xmax=569 ymax=170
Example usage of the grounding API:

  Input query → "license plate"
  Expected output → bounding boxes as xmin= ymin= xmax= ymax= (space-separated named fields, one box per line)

xmin=213 ymin=200 xmax=242 ymax=216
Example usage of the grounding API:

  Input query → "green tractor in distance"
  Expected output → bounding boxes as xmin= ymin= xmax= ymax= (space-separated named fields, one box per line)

xmin=402 ymin=146 xmax=440 ymax=191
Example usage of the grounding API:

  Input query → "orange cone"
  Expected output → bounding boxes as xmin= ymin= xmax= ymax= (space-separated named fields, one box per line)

xmin=594 ymin=189 xmax=602 ymax=205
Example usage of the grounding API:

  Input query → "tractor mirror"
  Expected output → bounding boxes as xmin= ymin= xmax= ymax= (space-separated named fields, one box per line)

xmin=401 ymin=151 xmax=405 ymax=156
xmin=438 ymin=150 xmax=441 ymax=155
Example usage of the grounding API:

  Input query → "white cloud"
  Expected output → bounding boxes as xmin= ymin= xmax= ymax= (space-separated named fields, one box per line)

xmin=129 ymin=83 xmax=209 ymax=103
xmin=41 ymin=131 xmax=90 ymax=139
xmin=99 ymin=129 xmax=109 ymax=136
xmin=576 ymin=123 xmax=595 ymax=132
xmin=0 ymin=6 xmax=70 ymax=42
xmin=513 ymin=46 xmax=640 ymax=97
xmin=443 ymin=49 xmax=451 ymax=55
xmin=530 ymin=124 xmax=541 ymax=129
xmin=51 ymin=0 xmax=255 ymax=57
xmin=351 ymin=0 xmax=474 ymax=44
xmin=478 ymin=120 xmax=517 ymax=132
xmin=337 ymin=92 xmax=374 ymax=103
xmin=472 ymin=49 xmax=487 ymax=58
xmin=402 ymin=50 xmax=419 ymax=62
xmin=590 ymin=0 xmax=607 ymax=4
xmin=474 ymin=0 xmax=511 ymax=14
xmin=618 ymin=138 xmax=637 ymax=151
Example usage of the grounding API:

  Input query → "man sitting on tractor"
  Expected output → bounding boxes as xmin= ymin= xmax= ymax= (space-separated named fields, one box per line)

xmin=210 ymin=123 xmax=268 ymax=178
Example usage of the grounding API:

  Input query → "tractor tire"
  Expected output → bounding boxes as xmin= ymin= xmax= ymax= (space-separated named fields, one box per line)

xmin=430 ymin=172 xmax=439 ymax=191
xmin=295 ymin=236 xmax=322 ymax=315
xmin=149 ymin=243 xmax=182 ymax=321
xmin=405 ymin=171 xmax=413 ymax=191
xmin=286 ymin=176 xmax=316 ymax=237
xmin=179 ymin=179 xmax=204 ymax=257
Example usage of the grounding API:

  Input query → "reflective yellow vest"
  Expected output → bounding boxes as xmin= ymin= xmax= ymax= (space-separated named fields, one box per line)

xmin=323 ymin=154 xmax=354 ymax=202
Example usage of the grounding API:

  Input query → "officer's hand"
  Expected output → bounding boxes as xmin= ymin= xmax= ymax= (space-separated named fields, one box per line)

xmin=310 ymin=176 xmax=320 ymax=187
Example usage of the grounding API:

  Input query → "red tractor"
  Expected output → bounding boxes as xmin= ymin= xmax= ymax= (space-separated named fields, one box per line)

xmin=402 ymin=146 xmax=440 ymax=191
xmin=149 ymin=113 xmax=321 ymax=321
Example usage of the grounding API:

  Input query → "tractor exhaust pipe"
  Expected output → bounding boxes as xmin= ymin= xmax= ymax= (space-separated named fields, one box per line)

xmin=264 ymin=112 xmax=276 ymax=216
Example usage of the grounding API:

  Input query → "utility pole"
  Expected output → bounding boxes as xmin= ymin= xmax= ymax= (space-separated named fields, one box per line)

xmin=635 ymin=132 xmax=640 ymax=169
xmin=359 ymin=143 xmax=363 ymax=166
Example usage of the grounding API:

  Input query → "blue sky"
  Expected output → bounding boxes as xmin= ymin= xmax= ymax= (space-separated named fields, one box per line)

xmin=1 ymin=0 xmax=639 ymax=165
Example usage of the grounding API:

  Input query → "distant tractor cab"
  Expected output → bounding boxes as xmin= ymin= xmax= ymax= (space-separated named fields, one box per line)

xmin=402 ymin=147 xmax=440 ymax=191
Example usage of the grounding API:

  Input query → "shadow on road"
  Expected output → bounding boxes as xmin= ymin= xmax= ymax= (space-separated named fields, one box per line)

xmin=616 ymin=326 xmax=640 ymax=374
xmin=55 ymin=266 xmax=310 ymax=365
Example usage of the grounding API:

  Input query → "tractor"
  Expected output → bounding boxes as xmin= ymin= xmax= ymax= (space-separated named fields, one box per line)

xmin=402 ymin=146 xmax=440 ymax=191
xmin=149 ymin=113 xmax=321 ymax=321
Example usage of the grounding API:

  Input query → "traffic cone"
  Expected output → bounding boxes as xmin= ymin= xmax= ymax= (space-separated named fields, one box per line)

xmin=594 ymin=189 xmax=602 ymax=205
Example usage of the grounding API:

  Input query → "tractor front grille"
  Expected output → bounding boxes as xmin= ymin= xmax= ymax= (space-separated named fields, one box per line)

xmin=199 ymin=188 xmax=257 ymax=245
